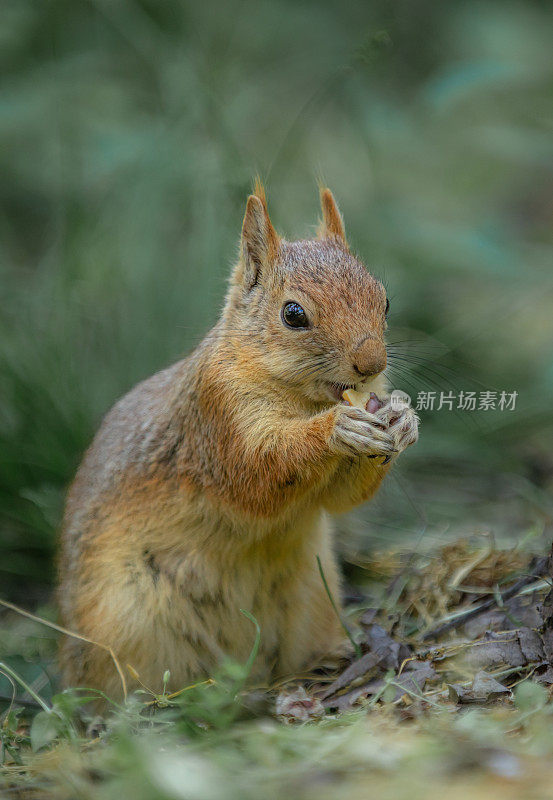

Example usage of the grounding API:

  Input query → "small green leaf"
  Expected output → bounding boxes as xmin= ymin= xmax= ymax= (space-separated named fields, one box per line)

xmin=382 ymin=683 xmax=397 ymax=704
xmin=50 ymin=689 xmax=89 ymax=718
xmin=514 ymin=681 xmax=547 ymax=713
xmin=30 ymin=711 xmax=60 ymax=752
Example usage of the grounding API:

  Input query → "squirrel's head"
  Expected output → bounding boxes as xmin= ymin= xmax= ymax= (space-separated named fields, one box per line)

xmin=224 ymin=183 xmax=389 ymax=404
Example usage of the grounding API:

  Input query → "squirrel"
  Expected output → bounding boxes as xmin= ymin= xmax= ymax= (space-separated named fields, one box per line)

xmin=58 ymin=184 xmax=419 ymax=700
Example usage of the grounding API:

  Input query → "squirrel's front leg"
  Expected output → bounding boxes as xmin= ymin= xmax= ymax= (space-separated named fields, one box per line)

xmin=323 ymin=400 xmax=419 ymax=513
xmin=230 ymin=404 xmax=389 ymax=517
xmin=228 ymin=401 xmax=413 ymax=518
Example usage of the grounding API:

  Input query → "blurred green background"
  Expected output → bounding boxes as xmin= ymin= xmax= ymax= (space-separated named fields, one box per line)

xmin=1 ymin=0 xmax=553 ymax=605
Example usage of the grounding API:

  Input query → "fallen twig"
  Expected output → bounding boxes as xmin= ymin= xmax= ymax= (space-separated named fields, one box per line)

xmin=422 ymin=555 xmax=549 ymax=641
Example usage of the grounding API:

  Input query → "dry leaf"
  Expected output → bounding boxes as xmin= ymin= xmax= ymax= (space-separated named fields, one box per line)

xmin=448 ymin=670 xmax=511 ymax=704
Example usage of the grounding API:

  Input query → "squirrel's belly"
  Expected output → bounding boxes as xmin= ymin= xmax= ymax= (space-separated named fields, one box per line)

xmin=62 ymin=504 xmax=340 ymax=693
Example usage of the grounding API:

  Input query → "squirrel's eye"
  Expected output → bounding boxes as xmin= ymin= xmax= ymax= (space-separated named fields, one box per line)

xmin=385 ymin=298 xmax=390 ymax=316
xmin=282 ymin=302 xmax=309 ymax=329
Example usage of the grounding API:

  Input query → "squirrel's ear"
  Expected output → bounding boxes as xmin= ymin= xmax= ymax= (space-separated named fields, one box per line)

xmin=318 ymin=187 xmax=347 ymax=245
xmin=239 ymin=190 xmax=280 ymax=289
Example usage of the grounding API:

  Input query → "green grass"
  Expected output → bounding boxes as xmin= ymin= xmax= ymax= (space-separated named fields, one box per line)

xmin=3 ymin=595 xmax=553 ymax=800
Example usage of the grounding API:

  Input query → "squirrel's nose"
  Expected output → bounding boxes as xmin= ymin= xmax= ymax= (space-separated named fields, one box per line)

xmin=352 ymin=337 xmax=387 ymax=378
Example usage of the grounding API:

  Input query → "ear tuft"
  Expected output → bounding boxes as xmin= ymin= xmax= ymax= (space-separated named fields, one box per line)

xmin=240 ymin=189 xmax=279 ymax=290
xmin=252 ymin=176 xmax=267 ymax=206
xmin=318 ymin=187 xmax=347 ymax=244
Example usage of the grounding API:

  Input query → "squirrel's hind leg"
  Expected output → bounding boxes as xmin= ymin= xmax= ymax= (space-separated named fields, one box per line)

xmin=274 ymin=513 xmax=345 ymax=678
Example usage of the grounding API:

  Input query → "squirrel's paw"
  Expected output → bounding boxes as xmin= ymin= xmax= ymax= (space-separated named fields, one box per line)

xmin=380 ymin=404 xmax=419 ymax=458
xmin=329 ymin=405 xmax=396 ymax=458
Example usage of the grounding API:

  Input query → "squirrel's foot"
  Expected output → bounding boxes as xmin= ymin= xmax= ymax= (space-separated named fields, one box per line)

xmin=329 ymin=405 xmax=396 ymax=458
